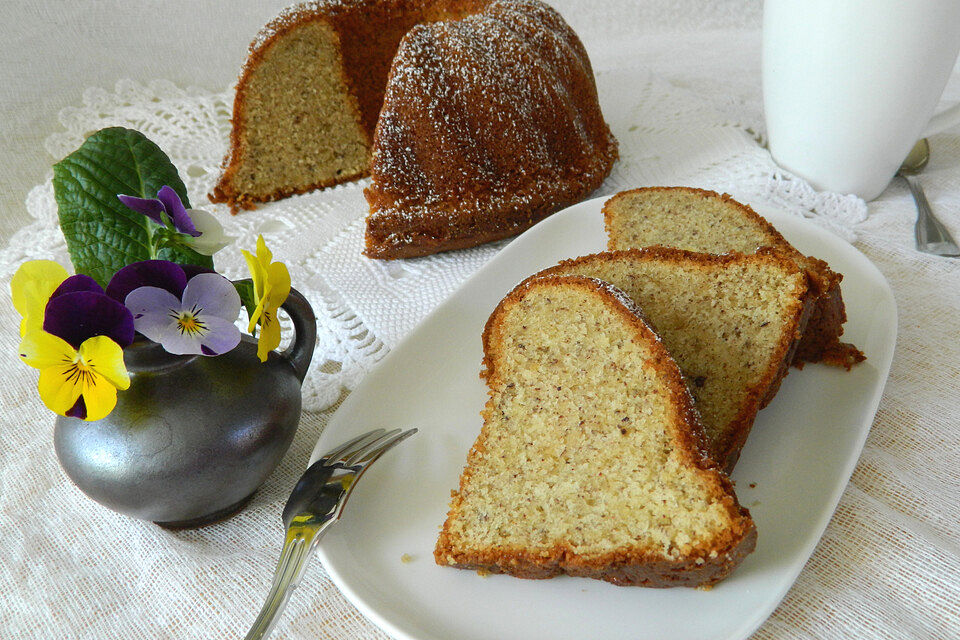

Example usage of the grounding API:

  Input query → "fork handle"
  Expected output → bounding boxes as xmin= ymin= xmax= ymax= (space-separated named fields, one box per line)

xmin=243 ymin=523 xmax=329 ymax=640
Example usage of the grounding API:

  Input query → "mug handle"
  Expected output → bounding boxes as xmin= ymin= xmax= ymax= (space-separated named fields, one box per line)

xmin=279 ymin=286 xmax=317 ymax=383
xmin=923 ymin=102 xmax=960 ymax=137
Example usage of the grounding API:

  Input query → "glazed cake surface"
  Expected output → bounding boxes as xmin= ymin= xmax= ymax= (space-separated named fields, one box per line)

xmin=364 ymin=0 xmax=618 ymax=258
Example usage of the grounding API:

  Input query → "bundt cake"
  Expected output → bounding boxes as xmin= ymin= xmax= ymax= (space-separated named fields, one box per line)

xmin=435 ymin=275 xmax=756 ymax=587
xmin=603 ymin=187 xmax=865 ymax=368
xmin=538 ymin=248 xmax=813 ymax=471
xmin=211 ymin=0 xmax=618 ymax=259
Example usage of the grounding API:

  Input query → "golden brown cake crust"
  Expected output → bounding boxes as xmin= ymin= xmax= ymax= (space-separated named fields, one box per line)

xmin=438 ymin=527 xmax=758 ymax=587
xmin=602 ymin=186 xmax=865 ymax=369
xmin=211 ymin=0 xmax=619 ymax=254
xmin=363 ymin=172 xmax=613 ymax=259
xmin=363 ymin=0 xmax=618 ymax=259
xmin=435 ymin=275 xmax=757 ymax=587
xmin=534 ymin=247 xmax=814 ymax=471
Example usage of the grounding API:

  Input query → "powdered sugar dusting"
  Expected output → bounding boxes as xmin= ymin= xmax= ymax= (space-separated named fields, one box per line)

xmin=364 ymin=0 xmax=618 ymax=251
xmin=231 ymin=0 xmax=617 ymax=255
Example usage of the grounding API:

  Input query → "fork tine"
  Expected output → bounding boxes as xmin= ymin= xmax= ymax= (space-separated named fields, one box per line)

xmin=342 ymin=428 xmax=403 ymax=466
xmin=320 ymin=428 xmax=386 ymax=464
xmin=352 ymin=428 xmax=418 ymax=467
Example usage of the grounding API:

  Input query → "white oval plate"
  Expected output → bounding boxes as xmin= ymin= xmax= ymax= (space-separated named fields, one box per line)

xmin=309 ymin=194 xmax=897 ymax=640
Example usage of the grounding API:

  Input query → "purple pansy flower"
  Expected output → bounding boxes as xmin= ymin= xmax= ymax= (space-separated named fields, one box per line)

xmin=118 ymin=185 xmax=200 ymax=237
xmin=50 ymin=273 xmax=102 ymax=298
xmin=106 ymin=260 xmax=189 ymax=304
xmin=39 ymin=275 xmax=136 ymax=419
xmin=180 ymin=263 xmax=217 ymax=280
xmin=124 ymin=273 xmax=242 ymax=356
xmin=43 ymin=275 xmax=135 ymax=350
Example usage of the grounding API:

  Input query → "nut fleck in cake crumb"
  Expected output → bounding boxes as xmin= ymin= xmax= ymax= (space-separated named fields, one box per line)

xmin=603 ymin=186 xmax=864 ymax=368
xmin=542 ymin=247 xmax=810 ymax=471
xmin=434 ymin=276 xmax=756 ymax=588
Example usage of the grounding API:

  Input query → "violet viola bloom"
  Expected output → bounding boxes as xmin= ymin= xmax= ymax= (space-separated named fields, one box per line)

xmin=118 ymin=185 xmax=200 ymax=237
xmin=44 ymin=275 xmax=135 ymax=351
xmin=117 ymin=186 xmax=231 ymax=256
xmin=124 ymin=273 xmax=242 ymax=356
xmin=106 ymin=260 xmax=189 ymax=304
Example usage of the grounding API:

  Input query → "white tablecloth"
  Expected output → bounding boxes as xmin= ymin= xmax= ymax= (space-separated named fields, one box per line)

xmin=1 ymin=2 xmax=958 ymax=638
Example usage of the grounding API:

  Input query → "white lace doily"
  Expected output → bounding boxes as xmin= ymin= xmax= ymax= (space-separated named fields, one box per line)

xmin=3 ymin=70 xmax=868 ymax=413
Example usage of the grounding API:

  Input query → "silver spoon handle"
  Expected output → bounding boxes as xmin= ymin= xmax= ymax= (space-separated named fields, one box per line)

xmin=243 ymin=522 xmax=329 ymax=640
xmin=903 ymin=175 xmax=960 ymax=256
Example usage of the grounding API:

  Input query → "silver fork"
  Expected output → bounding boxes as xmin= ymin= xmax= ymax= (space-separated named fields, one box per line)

xmin=243 ymin=428 xmax=418 ymax=640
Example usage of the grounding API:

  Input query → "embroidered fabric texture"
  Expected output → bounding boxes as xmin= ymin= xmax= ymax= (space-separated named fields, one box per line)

xmin=2 ymin=57 xmax=957 ymax=639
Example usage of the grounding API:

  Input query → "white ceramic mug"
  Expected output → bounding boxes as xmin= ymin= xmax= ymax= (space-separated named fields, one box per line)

xmin=763 ymin=0 xmax=960 ymax=201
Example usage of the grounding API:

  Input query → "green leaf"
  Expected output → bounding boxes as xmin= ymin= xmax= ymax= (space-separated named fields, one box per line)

xmin=233 ymin=279 xmax=258 ymax=329
xmin=52 ymin=127 xmax=214 ymax=287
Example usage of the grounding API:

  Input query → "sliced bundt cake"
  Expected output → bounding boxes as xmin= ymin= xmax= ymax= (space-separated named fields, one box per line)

xmin=539 ymin=248 xmax=813 ymax=471
xmin=435 ymin=275 xmax=757 ymax=587
xmin=211 ymin=0 xmax=618 ymax=259
xmin=603 ymin=187 xmax=864 ymax=368
xmin=363 ymin=0 xmax=618 ymax=258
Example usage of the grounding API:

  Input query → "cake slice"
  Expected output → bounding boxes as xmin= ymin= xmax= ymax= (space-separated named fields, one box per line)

xmin=435 ymin=275 xmax=757 ymax=587
xmin=539 ymin=248 xmax=812 ymax=471
xmin=603 ymin=187 xmax=864 ymax=368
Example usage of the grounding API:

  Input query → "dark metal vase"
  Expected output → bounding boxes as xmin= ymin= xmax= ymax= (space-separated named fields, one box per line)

xmin=53 ymin=287 xmax=317 ymax=528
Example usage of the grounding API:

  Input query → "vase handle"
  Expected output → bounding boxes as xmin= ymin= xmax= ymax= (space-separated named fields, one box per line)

xmin=279 ymin=287 xmax=317 ymax=384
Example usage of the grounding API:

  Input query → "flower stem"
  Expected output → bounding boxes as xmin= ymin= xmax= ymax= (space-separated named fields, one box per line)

xmin=146 ymin=225 xmax=158 ymax=259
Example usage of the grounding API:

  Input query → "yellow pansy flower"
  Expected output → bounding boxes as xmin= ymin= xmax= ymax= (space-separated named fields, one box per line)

xmin=19 ymin=331 xmax=130 ymax=422
xmin=10 ymin=260 xmax=69 ymax=336
xmin=241 ymin=235 xmax=291 ymax=363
